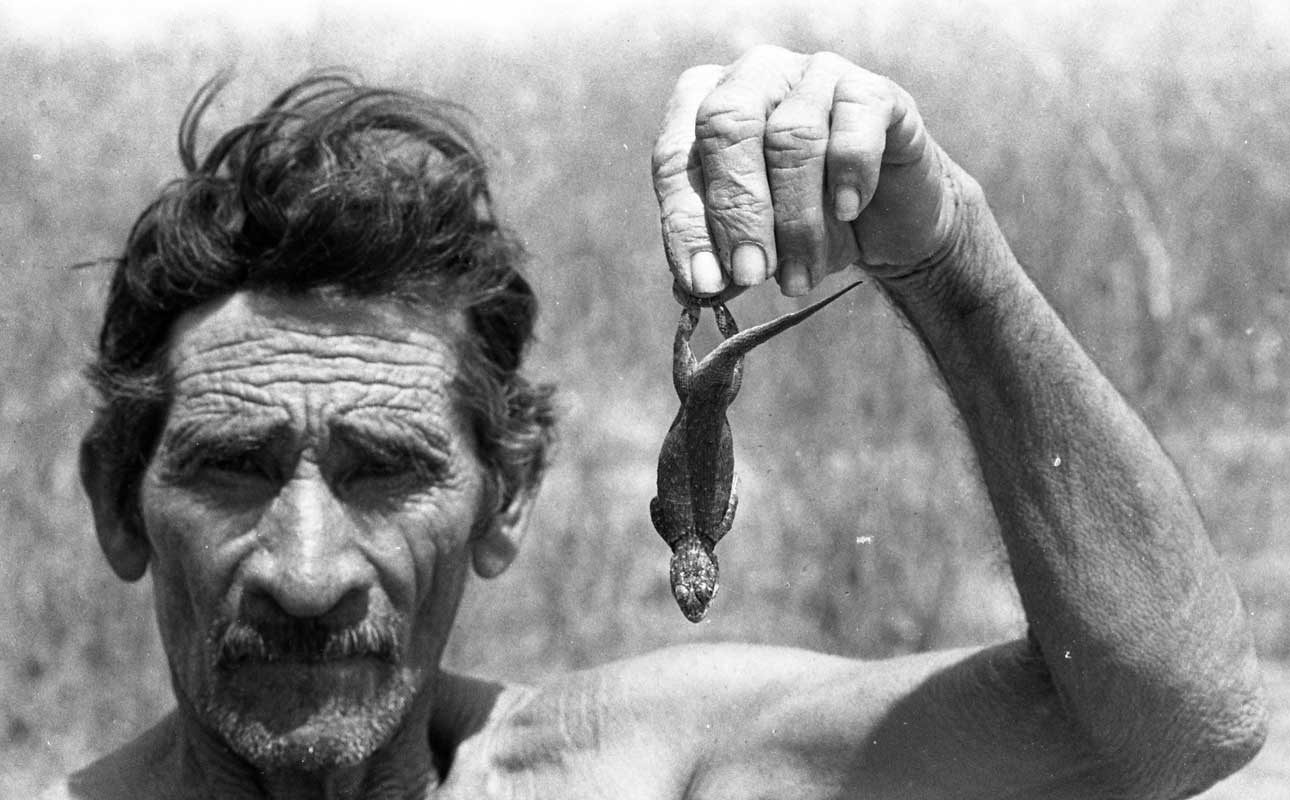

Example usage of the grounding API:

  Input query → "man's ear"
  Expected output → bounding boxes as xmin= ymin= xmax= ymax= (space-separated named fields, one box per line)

xmin=471 ymin=488 xmax=536 ymax=579
xmin=79 ymin=438 xmax=150 ymax=582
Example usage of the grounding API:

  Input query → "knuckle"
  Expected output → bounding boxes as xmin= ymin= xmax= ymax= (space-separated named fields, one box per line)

xmin=706 ymin=195 xmax=772 ymax=248
xmin=651 ymin=135 xmax=694 ymax=180
xmin=825 ymin=128 xmax=877 ymax=159
xmin=764 ymin=106 xmax=828 ymax=160
xmin=835 ymin=68 xmax=898 ymax=111
xmin=655 ymin=184 xmax=697 ymax=219
xmin=707 ymin=184 xmax=769 ymax=218
xmin=695 ymin=91 xmax=766 ymax=148
xmin=775 ymin=216 xmax=825 ymax=255
xmin=661 ymin=214 xmax=711 ymax=251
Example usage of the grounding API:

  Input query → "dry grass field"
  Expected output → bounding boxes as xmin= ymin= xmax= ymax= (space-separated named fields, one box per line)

xmin=2 ymin=0 xmax=1288 ymax=794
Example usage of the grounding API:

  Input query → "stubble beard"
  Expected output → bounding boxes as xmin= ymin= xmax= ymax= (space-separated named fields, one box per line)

xmin=189 ymin=615 xmax=423 ymax=773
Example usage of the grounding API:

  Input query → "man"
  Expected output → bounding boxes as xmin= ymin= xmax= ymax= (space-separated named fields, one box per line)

xmin=63 ymin=47 xmax=1265 ymax=799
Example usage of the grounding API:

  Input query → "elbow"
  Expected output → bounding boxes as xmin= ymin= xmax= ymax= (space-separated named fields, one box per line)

xmin=1105 ymin=664 xmax=1269 ymax=799
xmin=1173 ymin=678 xmax=1269 ymax=795
xmin=1155 ymin=609 xmax=1272 ymax=794
xmin=1096 ymin=564 xmax=1271 ymax=796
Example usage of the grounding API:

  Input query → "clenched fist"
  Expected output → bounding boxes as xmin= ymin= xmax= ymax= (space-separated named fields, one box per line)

xmin=652 ymin=46 xmax=963 ymax=300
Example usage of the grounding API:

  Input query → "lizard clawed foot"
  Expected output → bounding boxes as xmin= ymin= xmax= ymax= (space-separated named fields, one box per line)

xmin=712 ymin=303 xmax=739 ymax=339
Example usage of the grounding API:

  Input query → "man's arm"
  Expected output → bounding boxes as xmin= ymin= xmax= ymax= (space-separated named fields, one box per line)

xmin=872 ymin=165 xmax=1267 ymax=795
xmin=649 ymin=46 xmax=1267 ymax=799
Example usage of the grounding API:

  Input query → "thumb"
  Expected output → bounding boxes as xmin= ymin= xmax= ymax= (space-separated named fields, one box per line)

xmin=853 ymin=142 xmax=960 ymax=274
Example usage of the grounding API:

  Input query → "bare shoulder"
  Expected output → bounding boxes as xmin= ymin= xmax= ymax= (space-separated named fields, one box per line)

xmin=62 ymin=713 xmax=184 ymax=800
xmin=468 ymin=640 xmax=1129 ymax=800
xmin=446 ymin=642 xmax=997 ymax=800
xmin=440 ymin=659 xmax=697 ymax=798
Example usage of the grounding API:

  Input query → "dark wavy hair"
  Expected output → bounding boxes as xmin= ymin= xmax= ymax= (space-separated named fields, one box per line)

xmin=82 ymin=71 xmax=556 ymax=537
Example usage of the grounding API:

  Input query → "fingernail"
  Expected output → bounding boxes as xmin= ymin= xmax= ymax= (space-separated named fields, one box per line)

xmin=780 ymin=264 xmax=811 ymax=297
xmin=690 ymin=251 xmax=724 ymax=295
xmin=731 ymin=242 xmax=767 ymax=286
xmin=834 ymin=186 xmax=862 ymax=221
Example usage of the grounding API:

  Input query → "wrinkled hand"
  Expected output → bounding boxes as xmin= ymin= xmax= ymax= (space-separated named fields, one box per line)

xmin=652 ymin=46 xmax=961 ymax=299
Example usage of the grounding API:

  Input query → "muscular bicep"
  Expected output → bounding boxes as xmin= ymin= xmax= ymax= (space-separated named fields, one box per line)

xmin=647 ymin=641 xmax=1123 ymax=800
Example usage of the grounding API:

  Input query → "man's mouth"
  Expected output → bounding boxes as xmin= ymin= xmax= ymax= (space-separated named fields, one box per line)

xmin=224 ymin=655 xmax=393 ymax=700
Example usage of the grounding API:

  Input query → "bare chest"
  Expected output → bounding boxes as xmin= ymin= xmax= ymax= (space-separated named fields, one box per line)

xmin=430 ymin=735 xmax=687 ymax=800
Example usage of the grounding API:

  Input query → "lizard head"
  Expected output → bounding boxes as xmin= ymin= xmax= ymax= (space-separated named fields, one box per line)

xmin=669 ymin=536 xmax=719 ymax=622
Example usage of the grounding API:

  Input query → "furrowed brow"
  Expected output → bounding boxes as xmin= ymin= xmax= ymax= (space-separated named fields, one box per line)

xmin=157 ymin=416 xmax=294 ymax=473
xmin=329 ymin=414 xmax=456 ymax=468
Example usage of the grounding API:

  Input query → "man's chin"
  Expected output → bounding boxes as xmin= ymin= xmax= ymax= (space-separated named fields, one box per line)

xmin=212 ymin=712 xmax=393 ymax=772
xmin=199 ymin=661 xmax=419 ymax=772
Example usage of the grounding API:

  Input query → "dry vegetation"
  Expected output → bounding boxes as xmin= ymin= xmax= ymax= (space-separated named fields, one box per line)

xmin=1 ymin=1 xmax=1287 ymax=794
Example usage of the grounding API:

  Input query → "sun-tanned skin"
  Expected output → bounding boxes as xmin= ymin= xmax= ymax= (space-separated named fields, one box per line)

xmin=77 ymin=293 xmax=493 ymax=798
xmin=64 ymin=46 xmax=1266 ymax=800
xmin=651 ymin=282 xmax=861 ymax=622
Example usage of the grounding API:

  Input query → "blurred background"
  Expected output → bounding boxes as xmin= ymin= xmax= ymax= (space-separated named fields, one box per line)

xmin=1 ymin=0 xmax=1286 ymax=795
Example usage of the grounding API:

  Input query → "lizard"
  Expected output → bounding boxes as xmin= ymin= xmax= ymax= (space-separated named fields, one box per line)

xmin=651 ymin=280 xmax=864 ymax=622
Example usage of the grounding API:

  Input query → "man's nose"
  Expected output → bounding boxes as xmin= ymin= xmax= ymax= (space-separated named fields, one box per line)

xmin=243 ymin=473 xmax=374 ymax=623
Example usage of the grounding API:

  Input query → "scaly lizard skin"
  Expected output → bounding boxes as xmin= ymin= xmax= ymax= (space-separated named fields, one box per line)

xmin=651 ymin=281 xmax=863 ymax=622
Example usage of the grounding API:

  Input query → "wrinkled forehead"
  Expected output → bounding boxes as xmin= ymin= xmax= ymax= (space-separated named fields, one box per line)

xmin=164 ymin=290 xmax=468 ymax=429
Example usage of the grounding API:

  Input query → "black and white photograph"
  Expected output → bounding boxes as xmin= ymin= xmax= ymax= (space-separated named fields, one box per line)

xmin=1 ymin=0 xmax=1286 ymax=796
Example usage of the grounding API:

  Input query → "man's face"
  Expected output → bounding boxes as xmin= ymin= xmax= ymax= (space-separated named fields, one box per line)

xmin=138 ymin=290 xmax=487 ymax=771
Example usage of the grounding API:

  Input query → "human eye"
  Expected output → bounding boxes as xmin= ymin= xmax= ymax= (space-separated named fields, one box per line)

xmin=158 ymin=435 xmax=278 ymax=488
xmin=339 ymin=443 xmax=449 ymax=497
xmin=198 ymin=448 xmax=275 ymax=480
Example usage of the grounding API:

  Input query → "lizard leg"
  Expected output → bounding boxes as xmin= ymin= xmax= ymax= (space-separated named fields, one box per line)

xmin=712 ymin=303 xmax=744 ymax=398
xmin=650 ymin=495 xmax=684 ymax=547
xmin=710 ymin=473 xmax=739 ymax=545
xmin=673 ymin=306 xmax=699 ymax=401
xmin=713 ymin=303 xmax=740 ymax=338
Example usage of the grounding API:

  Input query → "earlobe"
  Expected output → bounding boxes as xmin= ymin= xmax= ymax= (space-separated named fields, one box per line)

xmin=471 ymin=488 xmax=535 ymax=579
xmin=79 ymin=438 xmax=151 ymax=582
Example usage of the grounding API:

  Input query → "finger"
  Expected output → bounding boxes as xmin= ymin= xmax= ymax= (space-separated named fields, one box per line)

xmin=694 ymin=45 xmax=807 ymax=289
xmin=826 ymin=68 xmax=918 ymax=222
xmin=653 ymin=64 xmax=724 ymax=296
xmin=832 ymin=72 xmax=950 ymax=270
xmin=764 ymin=52 xmax=861 ymax=296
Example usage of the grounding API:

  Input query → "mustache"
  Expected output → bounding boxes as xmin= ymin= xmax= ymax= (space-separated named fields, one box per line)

xmin=213 ymin=616 xmax=402 ymax=668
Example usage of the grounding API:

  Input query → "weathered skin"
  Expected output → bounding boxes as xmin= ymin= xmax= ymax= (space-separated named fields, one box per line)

xmin=76 ymin=291 xmax=506 ymax=798
xmin=64 ymin=45 xmax=1268 ymax=800
xmin=651 ymin=282 xmax=862 ymax=621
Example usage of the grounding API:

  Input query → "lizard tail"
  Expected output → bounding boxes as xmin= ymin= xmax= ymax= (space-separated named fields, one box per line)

xmin=701 ymin=280 xmax=864 ymax=370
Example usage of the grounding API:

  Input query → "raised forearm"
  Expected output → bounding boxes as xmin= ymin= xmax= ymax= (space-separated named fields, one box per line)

xmin=879 ymin=165 xmax=1266 ymax=791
